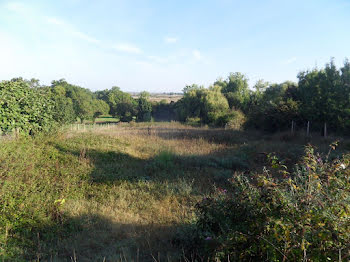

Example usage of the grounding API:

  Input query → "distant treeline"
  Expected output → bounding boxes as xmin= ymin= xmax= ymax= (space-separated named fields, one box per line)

xmin=0 ymin=58 xmax=349 ymax=134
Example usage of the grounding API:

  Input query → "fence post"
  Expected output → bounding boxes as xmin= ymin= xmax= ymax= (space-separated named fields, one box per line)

xmin=324 ymin=122 xmax=327 ymax=138
xmin=306 ymin=121 xmax=310 ymax=137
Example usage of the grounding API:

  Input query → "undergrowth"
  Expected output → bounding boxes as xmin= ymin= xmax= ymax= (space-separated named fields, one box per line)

xmin=192 ymin=143 xmax=350 ymax=261
xmin=0 ymin=123 xmax=349 ymax=261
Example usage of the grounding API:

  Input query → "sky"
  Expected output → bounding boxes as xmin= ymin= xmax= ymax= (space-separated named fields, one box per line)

xmin=1 ymin=0 xmax=350 ymax=92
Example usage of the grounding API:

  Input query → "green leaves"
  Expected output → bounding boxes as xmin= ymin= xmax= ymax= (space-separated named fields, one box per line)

xmin=0 ymin=79 xmax=56 ymax=134
xmin=194 ymin=144 xmax=350 ymax=261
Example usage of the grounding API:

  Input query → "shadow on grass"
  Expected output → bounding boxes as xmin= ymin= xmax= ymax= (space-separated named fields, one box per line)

xmin=53 ymin=142 xmax=252 ymax=187
xmin=57 ymin=215 xmax=193 ymax=262
xmin=13 ymin=212 xmax=192 ymax=262
xmin=136 ymin=126 xmax=259 ymax=145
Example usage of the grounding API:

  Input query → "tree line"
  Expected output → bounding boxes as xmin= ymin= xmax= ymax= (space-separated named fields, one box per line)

xmin=176 ymin=58 xmax=350 ymax=134
xmin=0 ymin=58 xmax=349 ymax=135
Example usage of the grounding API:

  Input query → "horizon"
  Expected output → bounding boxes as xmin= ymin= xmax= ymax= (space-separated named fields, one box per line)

xmin=1 ymin=0 xmax=350 ymax=92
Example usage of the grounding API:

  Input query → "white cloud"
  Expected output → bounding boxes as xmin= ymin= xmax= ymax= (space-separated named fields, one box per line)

xmin=46 ymin=16 xmax=100 ymax=44
xmin=46 ymin=17 xmax=66 ymax=26
xmin=147 ymin=55 xmax=169 ymax=63
xmin=164 ymin=37 xmax=178 ymax=44
xmin=193 ymin=49 xmax=202 ymax=60
xmin=71 ymin=31 xmax=100 ymax=44
xmin=113 ymin=44 xmax=142 ymax=54
xmin=283 ymin=57 xmax=297 ymax=65
xmin=5 ymin=2 xmax=27 ymax=13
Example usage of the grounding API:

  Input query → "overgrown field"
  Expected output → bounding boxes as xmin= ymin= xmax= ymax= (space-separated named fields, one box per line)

xmin=0 ymin=123 xmax=349 ymax=261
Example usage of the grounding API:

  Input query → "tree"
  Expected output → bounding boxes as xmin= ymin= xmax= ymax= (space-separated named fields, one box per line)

xmin=107 ymin=87 xmax=137 ymax=122
xmin=218 ymin=72 xmax=250 ymax=110
xmin=50 ymin=85 xmax=76 ymax=124
xmin=175 ymin=84 xmax=230 ymax=125
xmin=51 ymin=79 xmax=109 ymax=123
xmin=297 ymin=59 xmax=346 ymax=133
xmin=0 ymin=79 xmax=56 ymax=133
xmin=137 ymin=91 xmax=152 ymax=122
xmin=91 ymin=100 xmax=110 ymax=123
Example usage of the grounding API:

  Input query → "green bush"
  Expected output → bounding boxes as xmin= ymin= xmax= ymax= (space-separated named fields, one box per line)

xmin=193 ymin=143 xmax=350 ymax=261
xmin=0 ymin=79 xmax=56 ymax=134
xmin=215 ymin=110 xmax=246 ymax=129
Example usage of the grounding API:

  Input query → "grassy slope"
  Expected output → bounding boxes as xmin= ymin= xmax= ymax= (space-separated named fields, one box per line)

xmin=1 ymin=123 xmax=349 ymax=261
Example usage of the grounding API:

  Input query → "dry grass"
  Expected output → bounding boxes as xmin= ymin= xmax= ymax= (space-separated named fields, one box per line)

xmin=1 ymin=122 xmax=349 ymax=261
xmin=131 ymin=94 xmax=183 ymax=103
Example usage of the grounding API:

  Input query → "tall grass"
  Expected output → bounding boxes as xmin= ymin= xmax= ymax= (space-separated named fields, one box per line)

xmin=0 ymin=122 xmax=349 ymax=261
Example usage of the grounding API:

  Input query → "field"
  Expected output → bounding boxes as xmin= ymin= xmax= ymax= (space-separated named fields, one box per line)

xmin=1 ymin=123 xmax=349 ymax=261
xmin=131 ymin=94 xmax=183 ymax=103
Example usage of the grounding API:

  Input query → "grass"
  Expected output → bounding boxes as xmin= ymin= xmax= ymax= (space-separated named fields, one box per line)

xmin=131 ymin=94 xmax=183 ymax=103
xmin=0 ymin=122 xmax=349 ymax=261
xmin=94 ymin=116 xmax=120 ymax=124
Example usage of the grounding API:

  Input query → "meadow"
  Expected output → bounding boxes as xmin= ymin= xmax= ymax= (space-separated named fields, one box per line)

xmin=1 ymin=122 xmax=349 ymax=261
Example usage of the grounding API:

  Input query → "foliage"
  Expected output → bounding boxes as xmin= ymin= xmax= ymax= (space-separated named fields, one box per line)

xmin=152 ymin=100 xmax=176 ymax=121
xmin=50 ymin=84 xmax=76 ymax=124
xmin=175 ymin=85 xmax=229 ymax=125
xmin=51 ymin=79 xmax=106 ymax=123
xmin=193 ymin=143 xmax=350 ymax=261
xmin=0 ymin=79 xmax=56 ymax=134
xmin=91 ymin=99 xmax=110 ymax=122
xmin=297 ymin=59 xmax=350 ymax=133
xmin=103 ymin=86 xmax=138 ymax=122
xmin=245 ymin=81 xmax=300 ymax=131
xmin=215 ymin=72 xmax=250 ymax=110
xmin=215 ymin=109 xmax=246 ymax=129
xmin=137 ymin=91 xmax=152 ymax=122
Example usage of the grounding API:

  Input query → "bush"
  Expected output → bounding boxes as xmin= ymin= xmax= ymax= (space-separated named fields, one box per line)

xmin=193 ymin=143 xmax=350 ymax=261
xmin=186 ymin=117 xmax=201 ymax=127
xmin=215 ymin=110 xmax=246 ymax=129
xmin=0 ymin=79 xmax=56 ymax=134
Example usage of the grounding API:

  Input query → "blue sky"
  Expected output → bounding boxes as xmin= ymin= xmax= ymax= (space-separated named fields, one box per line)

xmin=1 ymin=0 xmax=349 ymax=92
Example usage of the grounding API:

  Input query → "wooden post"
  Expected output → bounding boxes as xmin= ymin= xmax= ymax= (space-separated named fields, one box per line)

xmin=291 ymin=120 xmax=294 ymax=134
xmin=324 ymin=122 xmax=327 ymax=138
xmin=306 ymin=121 xmax=310 ymax=137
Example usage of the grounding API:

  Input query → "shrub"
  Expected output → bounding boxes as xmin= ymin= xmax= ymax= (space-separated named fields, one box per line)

xmin=186 ymin=117 xmax=201 ymax=127
xmin=215 ymin=110 xmax=246 ymax=129
xmin=193 ymin=143 xmax=350 ymax=261
xmin=0 ymin=79 xmax=56 ymax=134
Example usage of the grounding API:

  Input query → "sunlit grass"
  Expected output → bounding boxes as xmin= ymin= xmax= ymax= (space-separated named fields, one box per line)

xmin=0 ymin=122 xmax=349 ymax=261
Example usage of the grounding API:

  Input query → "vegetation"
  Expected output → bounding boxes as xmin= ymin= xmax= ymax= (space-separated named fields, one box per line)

xmin=193 ymin=143 xmax=350 ymax=261
xmin=1 ymin=58 xmax=349 ymax=135
xmin=0 ymin=78 xmax=56 ymax=134
xmin=0 ymin=123 xmax=349 ymax=261
xmin=0 ymin=58 xmax=350 ymax=261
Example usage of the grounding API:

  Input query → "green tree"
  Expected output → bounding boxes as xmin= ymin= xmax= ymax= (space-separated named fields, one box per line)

xmin=51 ymin=79 xmax=102 ymax=123
xmin=220 ymin=72 xmax=250 ymax=110
xmin=91 ymin=100 xmax=110 ymax=123
xmin=176 ymin=85 xmax=230 ymax=125
xmin=50 ymin=85 xmax=76 ymax=125
xmin=297 ymin=59 xmax=347 ymax=133
xmin=0 ymin=78 xmax=56 ymax=133
xmin=137 ymin=91 xmax=152 ymax=122
xmin=107 ymin=87 xmax=137 ymax=122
